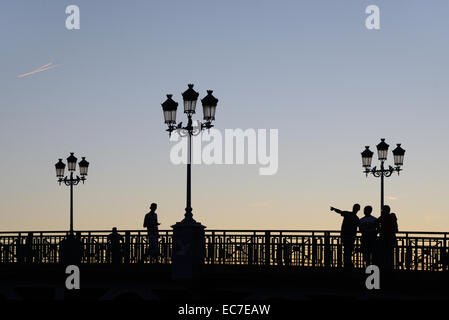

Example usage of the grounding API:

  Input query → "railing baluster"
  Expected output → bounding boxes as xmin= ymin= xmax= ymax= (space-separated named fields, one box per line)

xmin=324 ymin=232 xmax=330 ymax=268
xmin=312 ymin=232 xmax=317 ymax=268
xmin=264 ymin=231 xmax=270 ymax=266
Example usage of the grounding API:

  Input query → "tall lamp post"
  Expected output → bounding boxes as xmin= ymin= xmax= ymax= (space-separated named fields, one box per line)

xmin=361 ymin=139 xmax=405 ymax=213
xmin=160 ymin=84 xmax=218 ymax=279
xmin=55 ymin=153 xmax=89 ymax=234
xmin=161 ymin=84 xmax=218 ymax=223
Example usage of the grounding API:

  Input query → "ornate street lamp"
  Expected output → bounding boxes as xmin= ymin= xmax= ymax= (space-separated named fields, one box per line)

xmin=161 ymin=94 xmax=178 ymax=126
xmin=392 ymin=144 xmax=405 ymax=166
xmin=79 ymin=157 xmax=90 ymax=176
xmin=55 ymin=153 xmax=89 ymax=234
xmin=361 ymin=146 xmax=374 ymax=168
xmin=160 ymin=84 xmax=218 ymax=223
xmin=182 ymin=83 xmax=199 ymax=114
xmin=361 ymin=139 xmax=405 ymax=213
xmin=201 ymin=90 xmax=219 ymax=121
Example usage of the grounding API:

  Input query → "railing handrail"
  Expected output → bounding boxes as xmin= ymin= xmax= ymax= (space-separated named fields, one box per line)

xmin=1 ymin=229 xmax=448 ymax=236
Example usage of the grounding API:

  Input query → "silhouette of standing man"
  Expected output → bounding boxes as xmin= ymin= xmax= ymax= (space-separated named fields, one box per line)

xmin=143 ymin=203 xmax=160 ymax=261
xmin=359 ymin=206 xmax=378 ymax=266
xmin=107 ymin=227 xmax=123 ymax=264
xmin=330 ymin=204 xmax=360 ymax=269
xmin=25 ymin=232 xmax=34 ymax=263
xmin=377 ymin=205 xmax=398 ymax=270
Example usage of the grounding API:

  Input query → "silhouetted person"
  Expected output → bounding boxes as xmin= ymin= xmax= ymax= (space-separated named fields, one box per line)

xmin=330 ymin=204 xmax=360 ymax=269
xmin=283 ymin=238 xmax=291 ymax=266
xmin=107 ymin=227 xmax=123 ymax=264
xmin=143 ymin=203 xmax=160 ymax=261
xmin=25 ymin=232 xmax=34 ymax=263
xmin=359 ymin=206 xmax=378 ymax=266
xmin=377 ymin=205 xmax=398 ymax=270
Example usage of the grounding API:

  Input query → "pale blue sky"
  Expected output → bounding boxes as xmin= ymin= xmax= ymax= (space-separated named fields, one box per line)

xmin=0 ymin=1 xmax=448 ymax=231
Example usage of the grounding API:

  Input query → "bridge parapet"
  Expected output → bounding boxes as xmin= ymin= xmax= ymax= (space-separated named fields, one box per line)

xmin=0 ymin=230 xmax=447 ymax=271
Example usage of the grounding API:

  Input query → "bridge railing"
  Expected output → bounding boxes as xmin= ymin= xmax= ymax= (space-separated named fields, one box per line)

xmin=205 ymin=230 xmax=449 ymax=271
xmin=0 ymin=230 xmax=447 ymax=271
xmin=0 ymin=230 xmax=173 ymax=265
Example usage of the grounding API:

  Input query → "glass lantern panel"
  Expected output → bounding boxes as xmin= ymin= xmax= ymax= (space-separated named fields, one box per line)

xmin=210 ymin=105 xmax=216 ymax=120
xmin=203 ymin=105 xmax=211 ymax=120
xmin=378 ymin=149 xmax=387 ymax=160
xmin=56 ymin=168 xmax=64 ymax=177
xmin=170 ymin=110 xmax=177 ymax=123
xmin=79 ymin=165 xmax=88 ymax=176
xmin=184 ymin=100 xmax=197 ymax=113
xmin=394 ymin=154 xmax=404 ymax=166
xmin=67 ymin=162 xmax=76 ymax=171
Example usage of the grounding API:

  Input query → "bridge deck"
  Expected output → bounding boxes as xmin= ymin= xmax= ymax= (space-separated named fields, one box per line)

xmin=0 ymin=264 xmax=447 ymax=301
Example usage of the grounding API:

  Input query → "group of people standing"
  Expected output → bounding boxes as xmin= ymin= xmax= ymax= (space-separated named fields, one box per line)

xmin=331 ymin=204 xmax=398 ymax=269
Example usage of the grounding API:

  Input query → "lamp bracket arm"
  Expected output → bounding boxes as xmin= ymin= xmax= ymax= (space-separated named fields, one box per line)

xmin=201 ymin=122 xmax=213 ymax=130
xmin=372 ymin=170 xmax=382 ymax=178
xmin=177 ymin=128 xmax=189 ymax=137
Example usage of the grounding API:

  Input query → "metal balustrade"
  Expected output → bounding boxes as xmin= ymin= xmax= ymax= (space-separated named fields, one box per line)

xmin=0 ymin=230 xmax=447 ymax=271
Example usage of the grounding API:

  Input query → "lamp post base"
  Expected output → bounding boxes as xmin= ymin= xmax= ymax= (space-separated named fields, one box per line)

xmin=171 ymin=218 xmax=206 ymax=280
xmin=59 ymin=234 xmax=83 ymax=265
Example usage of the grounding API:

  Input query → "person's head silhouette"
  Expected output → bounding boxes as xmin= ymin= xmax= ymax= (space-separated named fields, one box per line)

xmin=150 ymin=203 xmax=157 ymax=212
xmin=364 ymin=206 xmax=373 ymax=216
xmin=353 ymin=203 xmax=361 ymax=214
xmin=112 ymin=227 xmax=118 ymax=233
xmin=382 ymin=205 xmax=391 ymax=215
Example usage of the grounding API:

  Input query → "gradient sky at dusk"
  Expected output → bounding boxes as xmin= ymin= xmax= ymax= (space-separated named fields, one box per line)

xmin=0 ymin=0 xmax=448 ymax=232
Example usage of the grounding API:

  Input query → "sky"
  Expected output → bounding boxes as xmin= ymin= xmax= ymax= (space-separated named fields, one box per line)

xmin=0 ymin=0 xmax=448 ymax=232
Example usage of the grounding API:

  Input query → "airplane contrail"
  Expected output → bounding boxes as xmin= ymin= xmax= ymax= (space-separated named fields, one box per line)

xmin=18 ymin=62 xmax=62 ymax=78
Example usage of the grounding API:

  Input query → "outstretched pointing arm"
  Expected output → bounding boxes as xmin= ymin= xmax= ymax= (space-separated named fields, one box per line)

xmin=330 ymin=206 xmax=342 ymax=214
xmin=330 ymin=206 xmax=348 ymax=216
